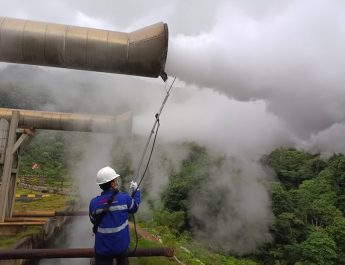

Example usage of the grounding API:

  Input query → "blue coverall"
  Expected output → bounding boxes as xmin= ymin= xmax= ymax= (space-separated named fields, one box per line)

xmin=89 ymin=189 xmax=140 ymax=258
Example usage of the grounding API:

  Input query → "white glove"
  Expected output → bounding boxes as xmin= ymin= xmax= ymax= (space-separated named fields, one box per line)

xmin=130 ymin=181 xmax=138 ymax=192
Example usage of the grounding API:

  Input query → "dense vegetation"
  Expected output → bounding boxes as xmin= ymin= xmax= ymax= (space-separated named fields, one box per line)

xmin=19 ymin=132 xmax=70 ymax=184
xmin=1 ymin=74 xmax=344 ymax=264
xmin=143 ymin=147 xmax=344 ymax=265
xmin=13 ymin=134 xmax=345 ymax=264
xmin=0 ymin=82 xmax=51 ymax=109
xmin=256 ymin=149 xmax=345 ymax=265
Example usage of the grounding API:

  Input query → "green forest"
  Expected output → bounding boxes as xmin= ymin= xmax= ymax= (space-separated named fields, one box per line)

xmin=18 ymin=137 xmax=345 ymax=265
xmin=258 ymin=150 xmax=345 ymax=264
xmin=1 ymin=82 xmax=344 ymax=265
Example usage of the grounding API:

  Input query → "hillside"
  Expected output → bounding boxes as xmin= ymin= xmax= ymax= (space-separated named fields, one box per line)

xmin=1 ymin=77 xmax=344 ymax=265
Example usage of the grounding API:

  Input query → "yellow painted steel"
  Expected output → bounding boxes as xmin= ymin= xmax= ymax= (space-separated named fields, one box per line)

xmin=15 ymin=194 xmax=50 ymax=198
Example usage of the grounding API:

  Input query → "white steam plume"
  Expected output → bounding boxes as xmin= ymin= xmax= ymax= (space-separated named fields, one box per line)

xmin=167 ymin=0 xmax=345 ymax=141
xmin=163 ymin=0 xmax=345 ymax=254
xmin=1 ymin=0 xmax=345 ymax=257
xmin=189 ymin=158 xmax=274 ymax=254
xmin=39 ymin=133 xmax=113 ymax=265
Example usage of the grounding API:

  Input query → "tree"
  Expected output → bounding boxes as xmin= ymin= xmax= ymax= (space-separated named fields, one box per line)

xmin=271 ymin=182 xmax=293 ymax=216
xmin=293 ymin=177 xmax=338 ymax=227
xmin=274 ymin=212 xmax=305 ymax=245
xmin=327 ymin=216 xmax=345 ymax=264
xmin=257 ymin=148 xmax=344 ymax=265
xmin=20 ymin=132 xmax=69 ymax=182
xmin=153 ymin=210 xmax=186 ymax=234
xmin=0 ymin=82 xmax=51 ymax=109
xmin=327 ymin=154 xmax=345 ymax=213
xmin=264 ymin=149 xmax=324 ymax=188
xmin=163 ymin=142 xmax=211 ymax=212
xmin=296 ymin=231 xmax=336 ymax=265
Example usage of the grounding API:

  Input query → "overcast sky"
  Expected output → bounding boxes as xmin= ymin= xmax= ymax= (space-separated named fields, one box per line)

xmin=2 ymin=0 xmax=345 ymax=255
xmin=1 ymin=0 xmax=344 ymax=157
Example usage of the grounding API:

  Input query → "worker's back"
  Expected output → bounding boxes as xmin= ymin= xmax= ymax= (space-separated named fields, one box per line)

xmin=89 ymin=190 xmax=140 ymax=256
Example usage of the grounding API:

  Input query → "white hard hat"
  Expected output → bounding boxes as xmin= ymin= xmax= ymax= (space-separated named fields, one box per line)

xmin=96 ymin=166 xmax=120 ymax=185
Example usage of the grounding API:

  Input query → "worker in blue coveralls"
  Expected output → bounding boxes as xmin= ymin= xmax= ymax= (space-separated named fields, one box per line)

xmin=89 ymin=166 xmax=140 ymax=265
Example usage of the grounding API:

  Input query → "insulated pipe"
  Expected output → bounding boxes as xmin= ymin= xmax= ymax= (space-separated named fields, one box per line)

xmin=0 ymin=17 xmax=168 ymax=80
xmin=0 ymin=247 xmax=174 ymax=259
xmin=0 ymin=108 xmax=132 ymax=133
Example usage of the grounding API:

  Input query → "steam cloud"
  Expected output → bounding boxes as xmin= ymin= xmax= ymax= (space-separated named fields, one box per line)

xmin=0 ymin=0 xmax=344 ymax=257
xmin=167 ymin=0 xmax=345 ymax=143
xmin=189 ymin=159 xmax=274 ymax=254
xmin=164 ymin=0 xmax=345 ymax=253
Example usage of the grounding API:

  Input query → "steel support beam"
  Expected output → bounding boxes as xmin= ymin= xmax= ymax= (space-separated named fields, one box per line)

xmin=0 ymin=109 xmax=133 ymax=221
xmin=0 ymin=112 xmax=33 ymax=222
xmin=12 ymin=133 xmax=29 ymax=155
xmin=0 ymin=247 xmax=174 ymax=259
xmin=0 ymin=119 xmax=9 ymax=179
xmin=0 ymin=111 xmax=20 ymax=222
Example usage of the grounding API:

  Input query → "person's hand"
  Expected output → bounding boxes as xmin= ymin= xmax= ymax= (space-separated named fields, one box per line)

xmin=130 ymin=181 xmax=138 ymax=192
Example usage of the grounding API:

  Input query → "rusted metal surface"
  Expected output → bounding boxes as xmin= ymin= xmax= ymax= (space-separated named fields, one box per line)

xmin=0 ymin=221 xmax=46 ymax=226
xmin=12 ymin=210 xmax=88 ymax=217
xmin=55 ymin=210 xmax=88 ymax=216
xmin=0 ymin=247 xmax=174 ymax=259
xmin=0 ymin=108 xmax=132 ymax=133
xmin=12 ymin=210 xmax=56 ymax=217
xmin=4 ymin=217 xmax=47 ymax=222
xmin=0 ymin=17 xmax=168 ymax=80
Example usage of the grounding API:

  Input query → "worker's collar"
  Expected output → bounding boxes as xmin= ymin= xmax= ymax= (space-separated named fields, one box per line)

xmin=101 ymin=188 xmax=118 ymax=195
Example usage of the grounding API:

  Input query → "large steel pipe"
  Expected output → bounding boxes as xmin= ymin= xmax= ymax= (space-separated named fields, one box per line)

xmin=0 ymin=108 xmax=132 ymax=133
xmin=0 ymin=247 xmax=174 ymax=259
xmin=0 ymin=17 xmax=168 ymax=80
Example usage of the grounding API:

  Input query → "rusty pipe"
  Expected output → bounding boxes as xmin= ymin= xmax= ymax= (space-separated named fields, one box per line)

xmin=0 ymin=221 xmax=46 ymax=226
xmin=0 ymin=17 xmax=168 ymax=80
xmin=55 ymin=210 xmax=88 ymax=216
xmin=12 ymin=210 xmax=56 ymax=217
xmin=4 ymin=217 xmax=48 ymax=222
xmin=0 ymin=247 xmax=174 ymax=259
xmin=0 ymin=108 xmax=132 ymax=133
xmin=10 ymin=210 xmax=148 ymax=218
xmin=12 ymin=210 xmax=89 ymax=217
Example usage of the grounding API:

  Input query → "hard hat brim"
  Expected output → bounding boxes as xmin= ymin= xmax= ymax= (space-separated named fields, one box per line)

xmin=96 ymin=174 xmax=120 ymax=185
